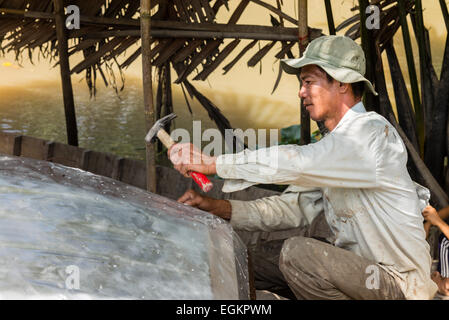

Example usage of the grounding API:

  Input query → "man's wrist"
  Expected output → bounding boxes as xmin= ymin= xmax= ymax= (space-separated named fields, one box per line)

xmin=210 ymin=199 xmax=231 ymax=220
xmin=209 ymin=160 xmax=217 ymax=175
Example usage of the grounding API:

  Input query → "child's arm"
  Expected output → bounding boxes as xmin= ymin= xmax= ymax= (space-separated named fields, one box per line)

xmin=423 ymin=205 xmax=449 ymax=240
xmin=439 ymin=222 xmax=449 ymax=240
xmin=438 ymin=205 xmax=449 ymax=222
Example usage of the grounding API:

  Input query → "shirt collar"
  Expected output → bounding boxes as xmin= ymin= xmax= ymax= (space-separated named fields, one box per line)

xmin=351 ymin=101 xmax=366 ymax=113
xmin=331 ymin=101 xmax=366 ymax=133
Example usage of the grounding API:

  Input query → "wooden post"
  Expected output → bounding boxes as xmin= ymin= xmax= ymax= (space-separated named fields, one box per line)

xmin=298 ymin=0 xmax=310 ymax=145
xmin=324 ymin=0 xmax=336 ymax=35
xmin=141 ymin=0 xmax=157 ymax=193
xmin=53 ymin=0 xmax=78 ymax=146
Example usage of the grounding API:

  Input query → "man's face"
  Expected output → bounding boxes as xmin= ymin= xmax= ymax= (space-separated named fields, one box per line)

xmin=299 ymin=65 xmax=340 ymax=122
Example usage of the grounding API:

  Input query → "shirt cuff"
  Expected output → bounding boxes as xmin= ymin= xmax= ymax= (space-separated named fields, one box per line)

xmin=228 ymin=200 xmax=253 ymax=230
xmin=215 ymin=152 xmax=247 ymax=179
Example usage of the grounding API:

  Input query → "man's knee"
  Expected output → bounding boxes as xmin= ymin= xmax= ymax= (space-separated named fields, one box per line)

xmin=279 ymin=236 xmax=310 ymax=274
xmin=279 ymin=236 xmax=330 ymax=277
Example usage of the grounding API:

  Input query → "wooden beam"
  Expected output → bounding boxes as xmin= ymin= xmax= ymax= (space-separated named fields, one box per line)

xmin=298 ymin=0 xmax=310 ymax=146
xmin=151 ymin=20 xmax=300 ymax=35
xmin=0 ymin=7 xmax=138 ymax=26
xmin=0 ymin=7 xmax=299 ymax=34
xmin=53 ymin=0 xmax=78 ymax=146
xmin=80 ymin=27 xmax=320 ymax=42
xmin=141 ymin=0 xmax=157 ymax=194
xmin=0 ymin=7 xmax=53 ymax=19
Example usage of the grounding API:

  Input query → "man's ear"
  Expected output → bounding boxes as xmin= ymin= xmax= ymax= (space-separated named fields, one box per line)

xmin=338 ymin=82 xmax=350 ymax=94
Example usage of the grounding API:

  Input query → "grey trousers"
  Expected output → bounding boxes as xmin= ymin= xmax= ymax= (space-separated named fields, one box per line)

xmin=247 ymin=213 xmax=405 ymax=300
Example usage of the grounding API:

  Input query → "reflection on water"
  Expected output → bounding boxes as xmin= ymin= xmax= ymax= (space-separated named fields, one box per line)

xmin=0 ymin=77 xmax=300 ymax=161
xmin=0 ymin=79 xmax=147 ymax=159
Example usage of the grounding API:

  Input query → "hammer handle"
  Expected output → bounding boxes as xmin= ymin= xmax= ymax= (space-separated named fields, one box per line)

xmin=157 ymin=130 xmax=176 ymax=149
xmin=157 ymin=129 xmax=214 ymax=193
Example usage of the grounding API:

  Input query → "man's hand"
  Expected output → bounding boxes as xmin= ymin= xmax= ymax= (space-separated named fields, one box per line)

xmin=178 ymin=189 xmax=231 ymax=220
xmin=168 ymin=143 xmax=217 ymax=177
xmin=422 ymin=205 xmax=444 ymax=227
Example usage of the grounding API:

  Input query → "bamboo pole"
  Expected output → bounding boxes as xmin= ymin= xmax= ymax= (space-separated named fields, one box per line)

xmin=141 ymin=0 xmax=157 ymax=194
xmin=298 ymin=0 xmax=310 ymax=146
xmin=298 ymin=0 xmax=309 ymax=55
xmin=53 ymin=0 xmax=78 ymax=146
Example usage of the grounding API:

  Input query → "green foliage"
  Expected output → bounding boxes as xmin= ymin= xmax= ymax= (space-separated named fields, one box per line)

xmin=279 ymin=124 xmax=322 ymax=145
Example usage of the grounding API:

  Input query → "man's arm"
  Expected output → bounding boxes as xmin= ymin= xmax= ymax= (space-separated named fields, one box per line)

xmin=228 ymin=190 xmax=323 ymax=231
xmin=177 ymin=188 xmax=323 ymax=232
xmin=169 ymin=135 xmax=377 ymax=190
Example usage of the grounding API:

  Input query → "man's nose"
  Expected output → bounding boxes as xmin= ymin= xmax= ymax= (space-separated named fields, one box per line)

xmin=299 ymin=86 xmax=306 ymax=99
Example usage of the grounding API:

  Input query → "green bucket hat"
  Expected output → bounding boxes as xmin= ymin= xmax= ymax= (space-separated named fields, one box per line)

xmin=281 ymin=35 xmax=378 ymax=96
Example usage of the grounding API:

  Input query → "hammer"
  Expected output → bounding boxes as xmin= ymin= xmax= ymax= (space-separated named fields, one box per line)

xmin=145 ymin=113 xmax=213 ymax=193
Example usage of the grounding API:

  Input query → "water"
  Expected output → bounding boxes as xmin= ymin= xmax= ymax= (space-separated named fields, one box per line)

xmin=0 ymin=77 xmax=299 ymax=160
xmin=0 ymin=79 xmax=146 ymax=160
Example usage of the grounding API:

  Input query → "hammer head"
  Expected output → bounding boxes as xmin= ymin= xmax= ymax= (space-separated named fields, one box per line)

xmin=145 ymin=113 xmax=177 ymax=144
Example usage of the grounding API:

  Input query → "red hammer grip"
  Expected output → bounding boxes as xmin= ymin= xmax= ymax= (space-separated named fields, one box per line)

xmin=190 ymin=171 xmax=213 ymax=193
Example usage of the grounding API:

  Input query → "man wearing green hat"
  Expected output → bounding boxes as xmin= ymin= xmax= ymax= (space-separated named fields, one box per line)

xmin=168 ymin=35 xmax=437 ymax=300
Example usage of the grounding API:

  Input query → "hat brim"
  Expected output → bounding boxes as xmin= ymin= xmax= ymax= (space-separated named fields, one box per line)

xmin=281 ymin=57 xmax=378 ymax=96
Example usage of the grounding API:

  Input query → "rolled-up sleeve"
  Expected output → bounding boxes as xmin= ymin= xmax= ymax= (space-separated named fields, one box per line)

xmin=229 ymin=189 xmax=323 ymax=232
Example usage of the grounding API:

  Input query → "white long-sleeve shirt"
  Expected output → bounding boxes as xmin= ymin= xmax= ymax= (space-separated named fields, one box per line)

xmin=215 ymin=102 xmax=437 ymax=300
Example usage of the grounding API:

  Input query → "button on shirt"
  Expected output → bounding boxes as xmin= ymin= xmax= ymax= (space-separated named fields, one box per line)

xmin=215 ymin=102 xmax=437 ymax=300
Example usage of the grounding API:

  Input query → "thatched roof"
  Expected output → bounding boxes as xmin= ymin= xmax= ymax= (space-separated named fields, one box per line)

xmin=0 ymin=1 xmax=322 ymax=92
